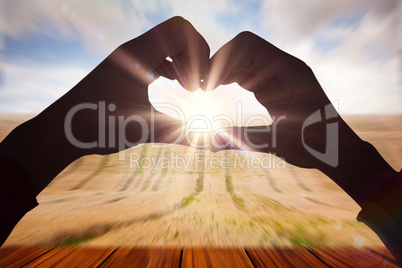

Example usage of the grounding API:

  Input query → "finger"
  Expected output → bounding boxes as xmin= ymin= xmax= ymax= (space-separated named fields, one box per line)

xmin=205 ymin=31 xmax=292 ymax=116
xmin=153 ymin=16 xmax=210 ymax=91
xmin=123 ymin=17 xmax=210 ymax=91
xmin=154 ymin=57 xmax=203 ymax=90
xmin=154 ymin=60 xmax=176 ymax=80
xmin=175 ymin=54 xmax=207 ymax=91
xmin=205 ymin=32 xmax=257 ymax=91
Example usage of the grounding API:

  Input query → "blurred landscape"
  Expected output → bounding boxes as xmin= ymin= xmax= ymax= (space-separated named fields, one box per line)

xmin=1 ymin=114 xmax=401 ymax=249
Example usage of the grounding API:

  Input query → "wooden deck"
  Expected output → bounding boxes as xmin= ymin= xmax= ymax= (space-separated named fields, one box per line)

xmin=0 ymin=246 xmax=399 ymax=267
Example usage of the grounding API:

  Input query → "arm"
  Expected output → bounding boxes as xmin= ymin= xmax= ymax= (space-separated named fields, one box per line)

xmin=206 ymin=31 xmax=401 ymax=264
xmin=0 ymin=16 xmax=210 ymax=245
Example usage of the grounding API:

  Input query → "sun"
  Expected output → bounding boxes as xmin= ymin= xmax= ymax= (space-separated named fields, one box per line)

xmin=148 ymin=78 xmax=230 ymax=131
xmin=147 ymin=78 xmax=233 ymax=148
xmin=181 ymin=89 xmax=223 ymax=131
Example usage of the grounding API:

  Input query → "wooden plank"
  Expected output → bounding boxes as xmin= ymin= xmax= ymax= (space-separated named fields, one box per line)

xmin=309 ymin=248 xmax=361 ymax=267
xmin=23 ymin=247 xmax=115 ymax=267
xmin=365 ymin=247 xmax=399 ymax=265
xmin=1 ymin=246 xmax=398 ymax=267
xmin=244 ymin=248 xmax=282 ymax=267
xmin=0 ymin=246 xmax=53 ymax=267
xmin=342 ymin=247 xmax=399 ymax=268
xmin=253 ymin=247 xmax=291 ymax=267
xmin=182 ymin=248 xmax=253 ymax=268
xmin=99 ymin=247 xmax=181 ymax=268
xmin=276 ymin=248 xmax=327 ymax=267
xmin=310 ymin=247 xmax=400 ymax=268
xmin=245 ymin=248 xmax=327 ymax=267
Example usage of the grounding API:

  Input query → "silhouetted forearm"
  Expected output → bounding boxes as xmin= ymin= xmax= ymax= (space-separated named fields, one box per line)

xmin=0 ymin=114 xmax=79 ymax=195
xmin=314 ymin=120 xmax=398 ymax=206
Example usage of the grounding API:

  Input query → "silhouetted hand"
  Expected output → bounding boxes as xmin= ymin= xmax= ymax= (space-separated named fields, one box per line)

xmin=206 ymin=31 xmax=401 ymax=264
xmin=0 ymin=16 xmax=210 ymax=193
xmin=206 ymin=31 xmax=340 ymax=167
xmin=206 ymin=31 xmax=396 ymax=205
xmin=0 ymin=18 xmax=401 ymax=264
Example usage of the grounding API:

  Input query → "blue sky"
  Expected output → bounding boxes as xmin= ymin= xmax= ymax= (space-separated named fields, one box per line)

xmin=0 ymin=0 xmax=400 ymax=115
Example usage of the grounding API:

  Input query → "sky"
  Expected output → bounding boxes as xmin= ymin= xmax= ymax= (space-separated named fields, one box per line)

xmin=0 ymin=0 xmax=401 ymax=117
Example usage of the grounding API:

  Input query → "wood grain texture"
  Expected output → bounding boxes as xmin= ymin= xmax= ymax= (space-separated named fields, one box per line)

xmin=366 ymin=247 xmax=399 ymax=265
xmin=310 ymin=247 xmax=399 ymax=268
xmin=99 ymin=247 xmax=181 ymax=268
xmin=246 ymin=247 xmax=327 ymax=267
xmin=343 ymin=248 xmax=399 ymax=268
xmin=23 ymin=247 xmax=115 ymax=268
xmin=182 ymin=248 xmax=254 ymax=268
xmin=243 ymin=248 xmax=278 ymax=267
xmin=0 ymin=246 xmax=53 ymax=267
xmin=0 ymin=246 xmax=399 ymax=267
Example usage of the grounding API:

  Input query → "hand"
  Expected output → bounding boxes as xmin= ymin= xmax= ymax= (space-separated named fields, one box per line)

xmin=53 ymin=16 xmax=210 ymax=156
xmin=0 ymin=16 xmax=210 ymax=193
xmin=206 ymin=31 xmax=397 ymax=205
xmin=206 ymin=32 xmax=400 ymax=263
xmin=206 ymin=31 xmax=342 ymax=168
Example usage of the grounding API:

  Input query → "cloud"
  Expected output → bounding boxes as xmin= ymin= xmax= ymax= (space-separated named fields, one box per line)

xmin=0 ymin=0 xmax=400 ymax=114
xmin=0 ymin=0 xmax=245 ymax=114
xmin=1 ymin=0 xmax=240 ymax=53
xmin=2 ymin=1 xmax=149 ymax=53
xmin=255 ymin=0 xmax=401 ymax=114
xmin=0 ymin=60 xmax=87 ymax=113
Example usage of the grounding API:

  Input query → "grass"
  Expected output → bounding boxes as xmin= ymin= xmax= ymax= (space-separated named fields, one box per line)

xmin=110 ymin=197 xmax=126 ymax=203
xmin=59 ymin=233 xmax=98 ymax=246
xmin=287 ymin=227 xmax=327 ymax=247
xmin=232 ymin=195 xmax=245 ymax=208
xmin=181 ymin=196 xmax=195 ymax=207
xmin=225 ymin=175 xmax=233 ymax=193
xmin=196 ymin=172 xmax=204 ymax=193
xmin=254 ymin=195 xmax=290 ymax=212
xmin=180 ymin=164 xmax=205 ymax=208
xmin=173 ymin=230 xmax=179 ymax=239
xmin=162 ymin=148 xmax=170 ymax=174
xmin=225 ymin=174 xmax=245 ymax=209
xmin=137 ymin=145 xmax=148 ymax=174
xmin=270 ymin=220 xmax=328 ymax=247
xmin=98 ymin=154 xmax=111 ymax=172
xmin=51 ymin=223 xmax=114 ymax=246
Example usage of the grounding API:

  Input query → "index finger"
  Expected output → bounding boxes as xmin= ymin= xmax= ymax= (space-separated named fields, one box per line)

xmin=205 ymin=31 xmax=297 ymax=116
xmin=123 ymin=16 xmax=210 ymax=91
xmin=205 ymin=31 xmax=282 ymax=89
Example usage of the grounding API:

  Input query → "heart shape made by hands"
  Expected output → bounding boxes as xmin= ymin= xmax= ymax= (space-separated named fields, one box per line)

xmin=149 ymin=77 xmax=272 ymax=131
